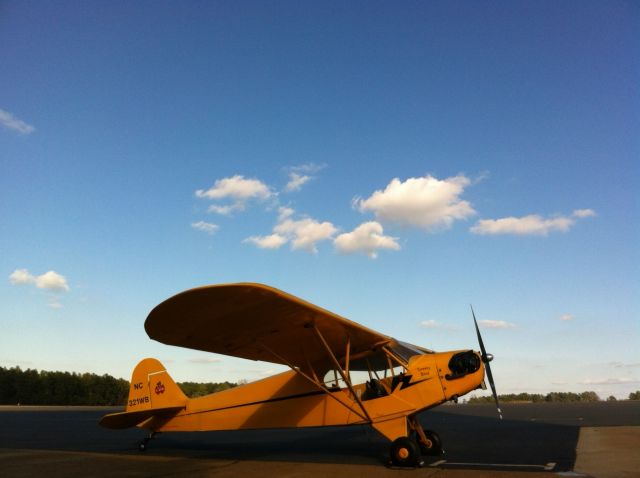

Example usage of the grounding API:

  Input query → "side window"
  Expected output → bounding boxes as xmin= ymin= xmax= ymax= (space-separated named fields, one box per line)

xmin=322 ymin=369 xmax=372 ymax=388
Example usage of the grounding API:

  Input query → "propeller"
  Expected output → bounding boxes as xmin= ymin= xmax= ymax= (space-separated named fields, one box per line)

xmin=471 ymin=305 xmax=503 ymax=420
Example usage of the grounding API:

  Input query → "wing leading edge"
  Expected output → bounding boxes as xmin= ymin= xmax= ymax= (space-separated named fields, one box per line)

xmin=144 ymin=283 xmax=395 ymax=374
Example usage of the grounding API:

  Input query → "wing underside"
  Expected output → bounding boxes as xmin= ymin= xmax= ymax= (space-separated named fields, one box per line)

xmin=144 ymin=283 xmax=397 ymax=374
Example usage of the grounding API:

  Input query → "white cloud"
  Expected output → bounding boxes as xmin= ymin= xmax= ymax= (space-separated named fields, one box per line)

xmin=471 ymin=215 xmax=572 ymax=236
xmin=191 ymin=221 xmax=219 ymax=235
xmin=355 ymin=175 xmax=475 ymax=231
xmin=9 ymin=268 xmax=34 ymax=285
xmin=35 ymin=271 xmax=70 ymax=292
xmin=275 ymin=216 xmax=337 ymax=253
xmin=195 ymin=175 xmax=273 ymax=215
xmin=10 ymin=269 xmax=69 ymax=292
xmin=559 ymin=314 xmax=575 ymax=322
xmin=245 ymin=207 xmax=337 ymax=254
xmin=188 ymin=357 xmax=223 ymax=364
xmin=573 ymin=209 xmax=596 ymax=218
xmin=244 ymin=233 xmax=288 ymax=249
xmin=334 ymin=221 xmax=400 ymax=258
xmin=579 ymin=377 xmax=639 ymax=386
xmin=290 ymin=162 xmax=326 ymax=174
xmin=283 ymin=163 xmax=325 ymax=192
xmin=471 ymin=209 xmax=595 ymax=236
xmin=207 ymin=204 xmax=244 ymax=215
xmin=278 ymin=207 xmax=294 ymax=220
xmin=420 ymin=319 xmax=460 ymax=331
xmin=285 ymin=172 xmax=311 ymax=192
xmin=0 ymin=108 xmax=35 ymax=135
xmin=196 ymin=175 xmax=272 ymax=201
xmin=47 ymin=302 xmax=63 ymax=309
xmin=478 ymin=320 xmax=515 ymax=329
xmin=609 ymin=362 xmax=640 ymax=369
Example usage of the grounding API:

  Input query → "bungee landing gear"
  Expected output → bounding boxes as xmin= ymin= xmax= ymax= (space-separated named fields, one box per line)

xmin=388 ymin=416 xmax=444 ymax=467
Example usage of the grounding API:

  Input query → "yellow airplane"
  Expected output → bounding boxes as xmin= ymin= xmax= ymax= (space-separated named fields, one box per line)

xmin=100 ymin=283 xmax=501 ymax=467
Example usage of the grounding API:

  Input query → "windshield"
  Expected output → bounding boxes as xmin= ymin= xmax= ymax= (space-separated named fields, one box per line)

xmin=390 ymin=341 xmax=429 ymax=362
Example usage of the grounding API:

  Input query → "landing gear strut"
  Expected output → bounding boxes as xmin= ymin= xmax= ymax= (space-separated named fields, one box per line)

xmin=409 ymin=415 xmax=444 ymax=456
xmin=389 ymin=416 xmax=445 ymax=467
xmin=387 ymin=416 xmax=444 ymax=467
xmin=417 ymin=429 xmax=443 ymax=456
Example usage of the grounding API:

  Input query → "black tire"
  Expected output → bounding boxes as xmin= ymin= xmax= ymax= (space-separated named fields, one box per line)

xmin=390 ymin=436 xmax=420 ymax=467
xmin=418 ymin=429 xmax=443 ymax=456
xmin=138 ymin=440 xmax=147 ymax=452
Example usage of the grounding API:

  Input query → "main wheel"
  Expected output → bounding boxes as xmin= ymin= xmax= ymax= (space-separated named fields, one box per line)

xmin=138 ymin=439 xmax=148 ymax=452
xmin=390 ymin=436 xmax=420 ymax=467
xmin=418 ymin=429 xmax=443 ymax=456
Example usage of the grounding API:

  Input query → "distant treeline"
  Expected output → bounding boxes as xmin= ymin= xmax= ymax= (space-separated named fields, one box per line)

xmin=0 ymin=366 xmax=129 ymax=405
xmin=177 ymin=381 xmax=236 ymax=398
xmin=467 ymin=391 xmax=640 ymax=403
xmin=2 ymin=366 xmax=638 ymax=405
xmin=0 ymin=366 xmax=236 ymax=406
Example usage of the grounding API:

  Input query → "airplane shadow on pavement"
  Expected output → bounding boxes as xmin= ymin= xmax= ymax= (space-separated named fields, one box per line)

xmin=0 ymin=406 xmax=578 ymax=472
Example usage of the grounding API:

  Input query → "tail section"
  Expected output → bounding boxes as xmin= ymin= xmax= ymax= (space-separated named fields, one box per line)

xmin=100 ymin=358 xmax=187 ymax=429
xmin=126 ymin=357 xmax=187 ymax=411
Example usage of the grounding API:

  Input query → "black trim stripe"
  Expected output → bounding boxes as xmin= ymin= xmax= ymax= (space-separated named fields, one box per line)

xmin=181 ymin=378 xmax=433 ymax=418
xmin=184 ymin=389 xmax=339 ymax=417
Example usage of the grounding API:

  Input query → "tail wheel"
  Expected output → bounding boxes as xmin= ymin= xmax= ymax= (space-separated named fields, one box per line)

xmin=418 ymin=429 xmax=443 ymax=456
xmin=138 ymin=432 xmax=155 ymax=452
xmin=390 ymin=436 xmax=420 ymax=467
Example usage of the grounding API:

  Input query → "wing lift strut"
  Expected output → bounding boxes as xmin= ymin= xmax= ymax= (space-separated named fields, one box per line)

xmin=259 ymin=324 xmax=408 ymax=424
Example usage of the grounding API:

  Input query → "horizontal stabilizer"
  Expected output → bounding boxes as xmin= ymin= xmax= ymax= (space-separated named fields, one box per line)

xmin=99 ymin=406 xmax=184 ymax=429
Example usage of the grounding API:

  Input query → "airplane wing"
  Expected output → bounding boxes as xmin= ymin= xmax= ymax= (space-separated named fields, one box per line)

xmin=144 ymin=283 xmax=394 ymax=374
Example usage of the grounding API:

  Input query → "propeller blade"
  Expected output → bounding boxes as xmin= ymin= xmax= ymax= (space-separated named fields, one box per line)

xmin=471 ymin=306 xmax=487 ymax=359
xmin=471 ymin=305 xmax=503 ymax=420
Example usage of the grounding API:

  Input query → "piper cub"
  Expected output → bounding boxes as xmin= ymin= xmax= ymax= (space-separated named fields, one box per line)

xmin=101 ymin=283 xmax=501 ymax=467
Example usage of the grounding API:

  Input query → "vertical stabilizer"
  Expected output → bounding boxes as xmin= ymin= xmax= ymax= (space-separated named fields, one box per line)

xmin=126 ymin=357 xmax=187 ymax=412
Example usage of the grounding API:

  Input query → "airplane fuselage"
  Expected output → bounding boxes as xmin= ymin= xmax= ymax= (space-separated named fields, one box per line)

xmin=133 ymin=350 xmax=485 ymax=442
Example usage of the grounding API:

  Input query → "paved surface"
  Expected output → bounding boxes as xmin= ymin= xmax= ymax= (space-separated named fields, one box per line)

xmin=574 ymin=427 xmax=640 ymax=478
xmin=0 ymin=402 xmax=638 ymax=477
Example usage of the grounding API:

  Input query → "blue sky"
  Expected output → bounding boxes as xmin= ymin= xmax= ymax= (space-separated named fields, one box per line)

xmin=1 ymin=1 xmax=638 ymax=399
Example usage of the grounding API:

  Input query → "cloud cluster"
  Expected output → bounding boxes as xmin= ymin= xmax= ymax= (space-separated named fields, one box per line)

xmin=9 ymin=269 xmax=70 ymax=309
xmin=192 ymin=170 xmax=596 ymax=259
xmin=244 ymin=209 xmax=400 ymax=258
xmin=245 ymin=207 xmax=337 ymax=253
xmin=0 ymin=108 xmax=35 ymax=135
xmin=355 ymin=175 xmax=475 ymax=230
xmin=471 ymin=209 xmax=596 ymax=236
xmin=334 ymin=222 xmax=399 ymax=258
xmin=9 ymin=269 xmax=70 ymax=292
